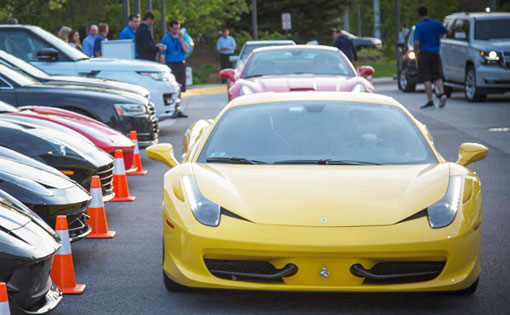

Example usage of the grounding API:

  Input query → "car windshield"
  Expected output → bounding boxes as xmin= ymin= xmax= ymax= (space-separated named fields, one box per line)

xmin=0 ymin=50 xmax=49 ymax=78
xmin=32 ymin=26 xmax=89 ymax=61
xmin=198 ymin=101 xmax=437 ymax=165
xmin=241 ymin=43 xmax=295 ymax=59
xmin=0 ymin=63 xmax=40 ymax=85
xmin=242 ymin=49 xmax=354 ymax=78
xmin=475 ymin=19 xmax=510 ymax=40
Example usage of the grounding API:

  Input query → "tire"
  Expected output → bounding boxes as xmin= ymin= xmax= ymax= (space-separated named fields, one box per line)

xmin=398 ymin=68 xmax=415 ymax=92
xmin=464 ymin=65 xmax=487 ymax=102
xmin=455 ymin=278 xmax=479 ymax=295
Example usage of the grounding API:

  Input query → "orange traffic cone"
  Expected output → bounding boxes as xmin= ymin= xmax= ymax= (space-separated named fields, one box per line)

xmin=111 ymin=150 xmax=135 ymax=202
xmin=127 ymin=131 xmax=148 ymax=176
xmin=86 ymin=176 xmax=116 ymax=239
xmin=50 ymin=216 xmax=86 ymax=294
xmin=0 ymin=282 xmax=10 ymax=315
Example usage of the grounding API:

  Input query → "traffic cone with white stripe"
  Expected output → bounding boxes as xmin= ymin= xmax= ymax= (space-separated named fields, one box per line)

xmin=0 ymin=282 xmax=10 ymax=315
xmin=86 ymin=176 xmax=116 ymax=239
xmin=50 ymin=215 xmax=86 ymax=294
xmin=111 ymin=150 xmax=135 ymax=202
xmin=127 ymin=131 xmax=148 ymax=176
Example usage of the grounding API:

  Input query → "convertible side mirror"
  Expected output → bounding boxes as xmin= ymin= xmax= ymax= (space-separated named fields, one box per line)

xmin=37 ymin=48 xmax=59 ymax=62
xmin=146 ymin=143 xmax=180 ymax=168
xmin=359 ymin=66 xmax=374 ymax=78
xmin=220 ymin=69 xmax=235 ymax=82
xmin=456 ymin=143 xmax=488 ymax=167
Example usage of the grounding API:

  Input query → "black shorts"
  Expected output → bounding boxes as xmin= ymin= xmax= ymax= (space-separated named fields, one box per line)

xmin=417 ymin=51 xmax=443 ymax=82
xmin=167 ymin=62 xmax=186 ymax=92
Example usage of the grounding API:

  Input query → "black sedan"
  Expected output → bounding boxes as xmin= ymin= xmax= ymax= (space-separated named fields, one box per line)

xmin=0 ymin=118 xmax=115 ymax=201
xmin=0 ymin=189 xmax=63 ymax=314
xmin=0 ymin=63 xmax=158 ymax=146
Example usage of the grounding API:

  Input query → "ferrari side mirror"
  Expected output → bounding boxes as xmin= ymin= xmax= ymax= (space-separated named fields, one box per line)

xmin=146 ymin=143 xmax=180 ymax=168
xmin=456 ymin=143 xmax=488 ymax=167
xmin=220 ymin=69 xmax=235 ymax=82
xmin=358 ymin=66 xmax=374 ymax=78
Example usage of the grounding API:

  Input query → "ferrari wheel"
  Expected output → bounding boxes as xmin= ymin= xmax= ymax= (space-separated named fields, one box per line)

xmin=456 ymin=278 xmax=479 ymax=295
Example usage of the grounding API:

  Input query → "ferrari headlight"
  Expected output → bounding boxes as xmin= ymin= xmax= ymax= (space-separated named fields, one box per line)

xmin=239 ymin=85 xmax=254 ymax=96
xmin=350 ymin=84 xmax=366 ymax=93
xmin=114 ymin=104 xmax=147 ymax=116
xmin=182 ymin=175 xmax=221 ymax=227
xmin=427 ymin=176 xmax=462 ymax=229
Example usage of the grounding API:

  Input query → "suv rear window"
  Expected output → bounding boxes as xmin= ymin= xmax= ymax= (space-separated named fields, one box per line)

xmin=475 ymin=19 xmax=510 ymax=40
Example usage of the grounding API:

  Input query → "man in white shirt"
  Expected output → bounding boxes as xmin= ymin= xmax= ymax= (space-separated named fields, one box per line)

xmin=216 ymin=28 xmax=236 ymax=82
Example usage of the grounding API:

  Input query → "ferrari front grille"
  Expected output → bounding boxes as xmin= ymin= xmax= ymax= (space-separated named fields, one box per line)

xmin=351 ymin=261 xmax=446 ymax=284
xmin=204 ymin=259 xmax=297 ymax=283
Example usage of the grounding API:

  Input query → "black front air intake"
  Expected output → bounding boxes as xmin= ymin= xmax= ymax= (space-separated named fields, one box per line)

xmin=204 ymin=259 xmax=297 ymax=283
xmin=351 ymin=261 xmax=446 ymax=284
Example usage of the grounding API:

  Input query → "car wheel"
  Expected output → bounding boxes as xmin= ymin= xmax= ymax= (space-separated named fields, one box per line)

xmin=464 ymin=66 xmax=486 ymax=102
xmin=162 ymin=238 xmax=188 ymax=292
xmin=455 ymin=278 xmax=479 ymax=295
xmin=398 ymin=68 xmax=415 ymax=92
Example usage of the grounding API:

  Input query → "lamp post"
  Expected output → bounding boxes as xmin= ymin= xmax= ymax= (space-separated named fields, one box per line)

xmin=252 ymin=0 xmax=258 ymax=40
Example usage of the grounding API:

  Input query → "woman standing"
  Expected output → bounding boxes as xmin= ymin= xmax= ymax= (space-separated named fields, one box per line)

xmin=69 ymin=30 xmax=83 ymax=51
xmin=57 ymin=26 xmax=71 ymax=42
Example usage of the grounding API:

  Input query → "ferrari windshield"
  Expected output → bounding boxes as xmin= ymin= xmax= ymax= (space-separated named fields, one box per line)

xmin=240 ymin=42 xmax=295 ymax=59
xmin=242 ymin=48 xmax=355 ymax=78
xmin=198 ymin=102 xmax=437 ymax=165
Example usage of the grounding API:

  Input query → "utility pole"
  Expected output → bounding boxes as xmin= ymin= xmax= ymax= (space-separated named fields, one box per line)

xmin=343 ymin=6 xmax=349 ymax=32
xmin=146 ymin=0 xmax=152 ymax=12
xmin=357 ymin=2 xmax=361 ymax=36
xmin=252 ymin=0 xmax=258 ymax=40
xmin=134 ymin=0 xmax=141 ymax=15
xmin=373 ymin=0 xmax=381 ymax=39
xmin=123 ymin=0 xmax=130 ymax=26
xmin=395 ymin=0 xmax=400 ymax=78
xmin=490 ymin=0 xmax=496 ymax=11
xmin=161 ymin=0 xmax=166 ymax=36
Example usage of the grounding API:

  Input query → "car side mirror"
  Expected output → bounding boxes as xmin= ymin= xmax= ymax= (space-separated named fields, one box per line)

xmin=146 ymin=143 xmax=180 ymax=168
xmin=456 ymin=143 xmax=488 ymax=167
xmin=37 ymin=48 xmax=59 ymax=61
xmin=359 ymin=66 xmax=374 ymax=78
xmin=220 ymin=69 xmax=235 ymax=82
xmin=229 ymin=55 xmax=239 ymax=63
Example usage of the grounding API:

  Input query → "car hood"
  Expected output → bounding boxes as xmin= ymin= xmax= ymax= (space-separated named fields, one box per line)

xmin=191 ymin=163 xmax=450 ymax=227
xmin=0 ymin=145 xmax=66 ymax=177
xmin=471 ymin=39 xmax=510 ymax=51
xmin=0 ymin=158 xmax=74 ymax=189
xmin=76 ymin=57 xmax=170 ymax=72
xmin=46 ymin=75 xmax=150 ymax=98
xmin=241 ymin=75 xmax=372 ymax=93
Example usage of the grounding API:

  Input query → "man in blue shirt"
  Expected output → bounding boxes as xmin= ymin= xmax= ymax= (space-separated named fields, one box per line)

xmin=413 ymin=6 xmax=448 ymax=109
xmin=216 ymin=28 xmax=236 ymax=82
xmin=160 ymin=19 xmax=189 ymax=92
xmin=119 ymin=14 xmax=140 ymax=58
xmin=83 ymin=25 xmax=98 ymax=57
xmin=93 ymin=23 xmax=108 ymax=57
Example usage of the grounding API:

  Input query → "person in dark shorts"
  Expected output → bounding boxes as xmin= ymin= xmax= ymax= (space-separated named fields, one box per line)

xmin=413 ymin=6 xmax=448 ymax=109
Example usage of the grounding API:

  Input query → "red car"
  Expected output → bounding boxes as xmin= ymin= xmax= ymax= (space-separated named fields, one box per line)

xmin=0 ymin=102 xmax=135 ymax=169
xmin=220 ymin=45 xmax=375 ymax=101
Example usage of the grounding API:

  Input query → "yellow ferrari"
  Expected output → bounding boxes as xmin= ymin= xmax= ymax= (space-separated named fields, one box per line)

xmin=147 ymin=92 xmax=487 ymax=294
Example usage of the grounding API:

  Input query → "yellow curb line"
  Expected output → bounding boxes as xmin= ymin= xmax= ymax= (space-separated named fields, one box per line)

xmin=182 ymin=86 xmax=227 ymax=98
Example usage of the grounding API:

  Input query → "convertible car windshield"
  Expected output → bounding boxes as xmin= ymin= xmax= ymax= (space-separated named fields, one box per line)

xmin=198 ymin=102 xmax=437 ymax=165
xmin=242 ymin=49 xmax=355 ymax=78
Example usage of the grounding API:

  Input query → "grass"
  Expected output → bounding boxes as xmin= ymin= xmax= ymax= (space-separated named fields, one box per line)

xmin=365 ymin=59 xmax=396 ymax=78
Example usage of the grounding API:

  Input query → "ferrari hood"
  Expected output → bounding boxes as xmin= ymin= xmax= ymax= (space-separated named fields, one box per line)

xmin=245 ymin=75 xmax=367 ymax=92
xmin=192 ymin=163 xmax=450 ymax=227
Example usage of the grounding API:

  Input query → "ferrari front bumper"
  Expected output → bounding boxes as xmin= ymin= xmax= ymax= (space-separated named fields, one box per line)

xmin=163 ymin=214 xmax=481 ymax=292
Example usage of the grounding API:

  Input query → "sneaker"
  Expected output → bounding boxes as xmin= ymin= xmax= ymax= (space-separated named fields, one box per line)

xmin=420 ymin=101 xmax=434 ymax=109
xmin=439 ymin=94 xmax=447 ymax=108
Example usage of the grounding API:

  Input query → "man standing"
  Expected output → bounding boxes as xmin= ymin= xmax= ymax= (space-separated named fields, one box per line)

xmin=414 ymin=6 xmax=448 ymax=108
xmin=93 ymin=23 xmax=108 ymax=57
xmin=216 ymin=28 xmax=236 ymax=82
xmin=83 ymin=25 xmax=98 ymax=57
xmin=119 ymin=14 xmax=140 ymax=58
xmin=333 ymin=27 xmax=357 ymax=66
xmin=160 ymin=19 xmax=189 ymax=92
xmin=136 ymin=11 xmax=164 ymax=61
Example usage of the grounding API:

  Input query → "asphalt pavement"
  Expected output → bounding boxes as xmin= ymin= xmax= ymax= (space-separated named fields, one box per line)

xmin=43 ymin=82 xmax=510 ymax=315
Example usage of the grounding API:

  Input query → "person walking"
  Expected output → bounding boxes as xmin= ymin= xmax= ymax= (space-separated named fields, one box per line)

xmin=83 ymin=25 xmax=98 ymax=57
xmin=414 ymin=6 xmax=448 ymax=109
xmin=69 ymin=30 xmax=83 ymax=51
xmin=160 ymin=19 xmax=189 ymax=118
xmin=333 ymin=27 xmax=357 ymax=66
xmin=136 ymin=11 xmax=165 ymax=61
xmin=93 ymin=23 xmax=108 ymax=57
xmin=119 ymin=14 xmax=140 ymax=58
xmin=216 ymin=28 xmax=236 ymax=82
xmin=398 ymin=23 xmax=410 ymax=45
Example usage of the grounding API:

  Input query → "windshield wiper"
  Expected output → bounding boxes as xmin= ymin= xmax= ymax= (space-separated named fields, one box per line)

xmin=206 ymin=157 xmax=267 ymax=165
xmin=273 ymin=159 xmax=381 ymax=165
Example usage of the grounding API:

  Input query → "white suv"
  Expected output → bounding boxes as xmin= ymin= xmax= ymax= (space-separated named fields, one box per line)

xmin=0 ymin=25 xmax=181 ymax=119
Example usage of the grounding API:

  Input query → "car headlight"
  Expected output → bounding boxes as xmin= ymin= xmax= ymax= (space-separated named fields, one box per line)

xmin=427 ymin=176 xmax=462 ymax=229
xmin=480 ymin=50 xmax=501 ymax=65
xmin=137 ymin=71 xmax=170 ymax=81
xmin=182 ymin=175 xmax=221 ymax=227
xmin=408 ymin=51 xmax=416 ymax=60
xmin=239 ymin=85 xmax=254 ymax=96
xmin=114 ymin=104 xmax=147 ymax=116
xmin=350 ymin=84 xmax=366 ymax=92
